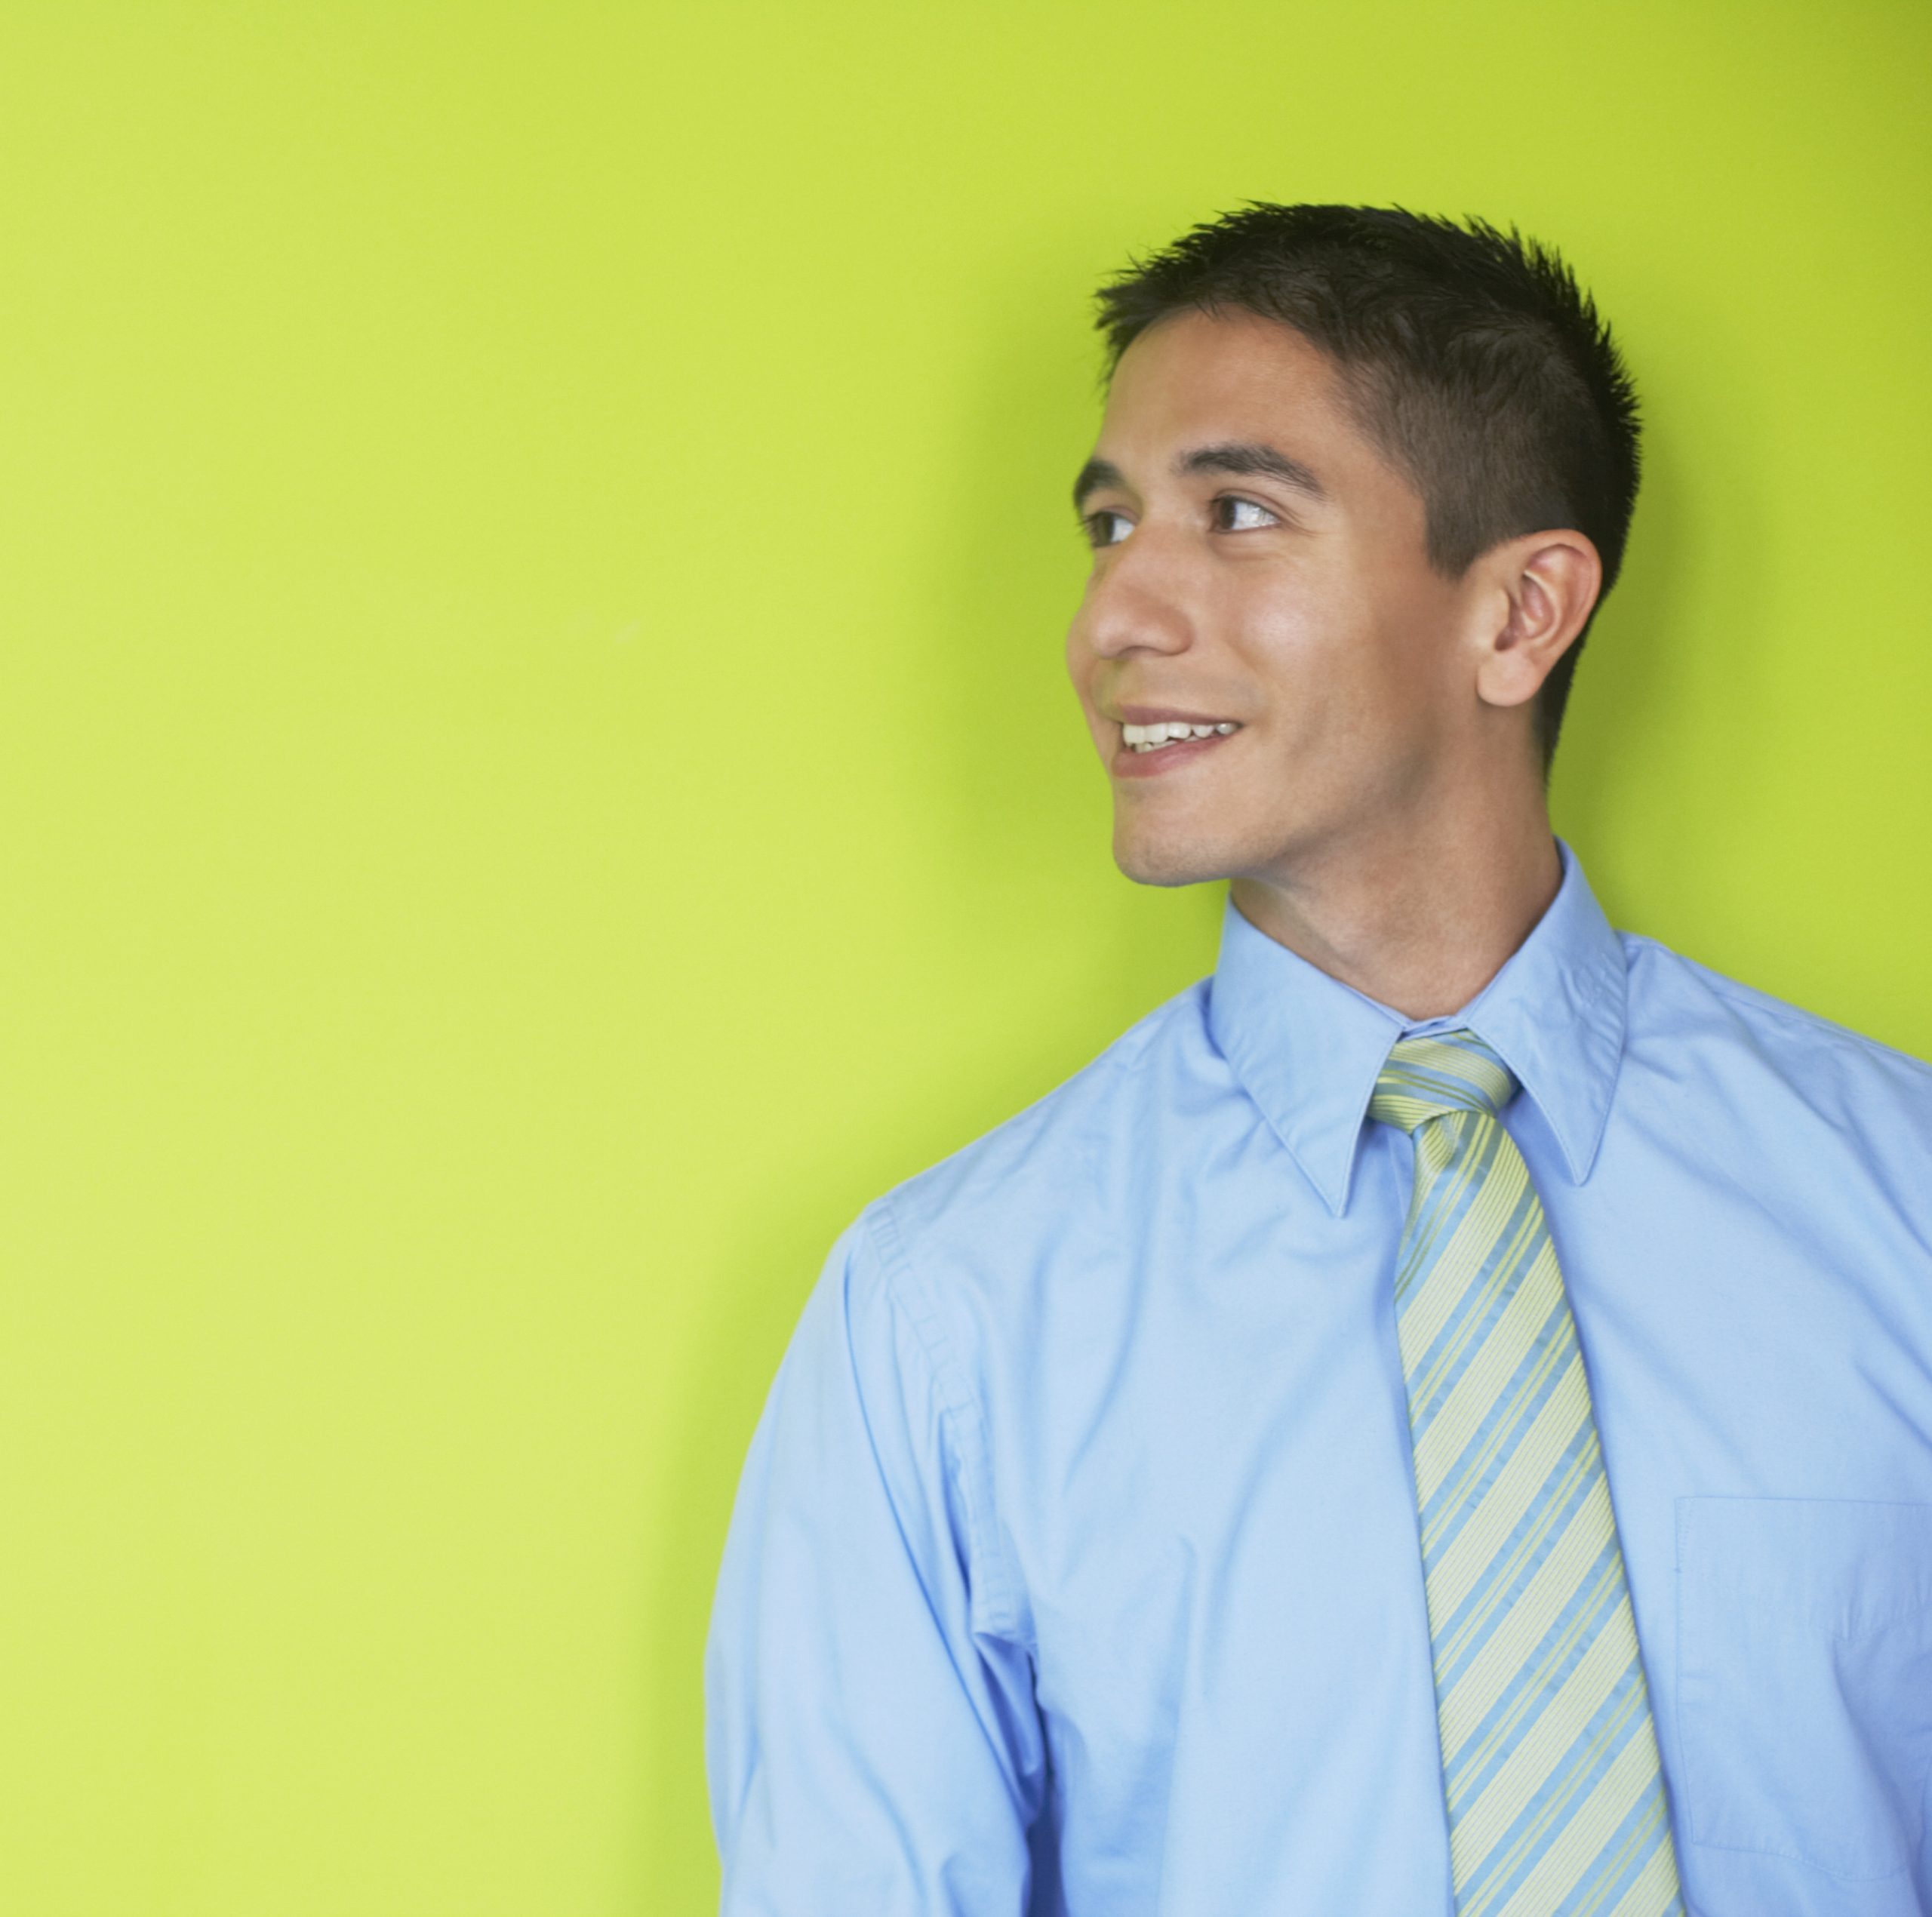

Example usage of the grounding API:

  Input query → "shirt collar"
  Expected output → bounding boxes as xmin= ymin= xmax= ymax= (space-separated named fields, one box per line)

xmin=1205 ymin=836 xmax=1629 ymax=1217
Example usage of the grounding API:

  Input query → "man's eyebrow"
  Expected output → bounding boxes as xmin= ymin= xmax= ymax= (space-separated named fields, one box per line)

xmin=1177 ymin=441 xmax=1327 ymax=499
xmin=1072 ymin=457 xmax=1125 ymax=513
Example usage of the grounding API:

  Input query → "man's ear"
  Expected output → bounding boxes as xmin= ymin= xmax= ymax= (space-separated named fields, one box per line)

xmin=1471 ymin=530 xmax=1603 ymax=712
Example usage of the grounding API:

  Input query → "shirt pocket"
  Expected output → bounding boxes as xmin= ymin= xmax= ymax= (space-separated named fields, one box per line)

xmin=1675 ymin=1496 xmax=1932 ymax=1882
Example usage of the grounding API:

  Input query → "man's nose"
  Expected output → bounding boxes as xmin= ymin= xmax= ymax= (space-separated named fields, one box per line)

xmin=1071 ymin=531 xmax=1195 ymax=662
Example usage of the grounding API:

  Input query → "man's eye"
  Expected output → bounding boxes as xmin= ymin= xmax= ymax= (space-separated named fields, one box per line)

xmin=1214 ymin=496 xmax=1277 ymax=531
xmin=1084 ymin=509 xmax=1133 ymax=548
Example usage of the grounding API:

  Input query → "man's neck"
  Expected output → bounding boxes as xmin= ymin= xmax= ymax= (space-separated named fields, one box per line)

xmin=1227 ymin=802 xmax=1562 ymax=1023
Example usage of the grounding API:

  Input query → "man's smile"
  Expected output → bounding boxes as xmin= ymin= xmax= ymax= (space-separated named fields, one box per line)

xmin=1121 ymin=719 xmax=1241 ymax=752
xmin=1109 ymin=709 xmax=1245 ymax=778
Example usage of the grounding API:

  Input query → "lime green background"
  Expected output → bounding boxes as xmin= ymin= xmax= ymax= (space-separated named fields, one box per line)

xmin=0 ymin=3 xmax=1926 ymax=1912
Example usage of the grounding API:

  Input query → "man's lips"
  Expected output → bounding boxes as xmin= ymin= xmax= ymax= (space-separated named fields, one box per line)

xmin=1106 ymin=707 xmax=1245 ymax=780
xmin=1110 ymin=731 xmax=1238 ymax=778
xmin=1112 ymin=705 xmax=1238 ymax=726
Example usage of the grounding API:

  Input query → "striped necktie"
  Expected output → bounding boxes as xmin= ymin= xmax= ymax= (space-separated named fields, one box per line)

xmin=1370 ymin=1029 xmax=1684 ymax=1917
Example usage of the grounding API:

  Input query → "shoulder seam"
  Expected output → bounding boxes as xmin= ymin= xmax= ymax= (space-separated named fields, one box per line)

xmin=861 ymin=1196 xmax=1032 ymax=1654
xmin=875 ymin=980 xmax=1200 ymax=1225
xmin=1624 ymin=934 xmax=1932 ymax=1079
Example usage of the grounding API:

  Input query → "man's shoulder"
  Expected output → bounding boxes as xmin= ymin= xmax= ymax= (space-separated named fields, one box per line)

xmin=857 ymin=977 xmax=1215 ymax=1286
xmin=1617 ymin=926 xmax=1932 ymax=1121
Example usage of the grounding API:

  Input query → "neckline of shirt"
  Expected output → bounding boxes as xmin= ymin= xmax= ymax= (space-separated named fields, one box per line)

xmin=1204 ymin=835 xmax=1629 ymax=1217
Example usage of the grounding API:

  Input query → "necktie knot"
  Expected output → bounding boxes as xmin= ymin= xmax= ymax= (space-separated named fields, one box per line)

xmin=1368 ymin=1027 xmax=1518 ymax=1134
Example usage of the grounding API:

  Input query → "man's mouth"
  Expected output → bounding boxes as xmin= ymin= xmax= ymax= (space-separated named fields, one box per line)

xmin=1121 ymin=720 xmax=1241 ymax=754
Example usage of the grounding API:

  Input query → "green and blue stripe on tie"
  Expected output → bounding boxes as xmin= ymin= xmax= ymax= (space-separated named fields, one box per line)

xmin=1370 ymin=1029 xmax=1684 ymax=1917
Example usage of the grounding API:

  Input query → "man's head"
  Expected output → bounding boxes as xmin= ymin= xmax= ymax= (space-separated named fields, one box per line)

xmin=1065 ymin=203 xmax=1639 ymax=891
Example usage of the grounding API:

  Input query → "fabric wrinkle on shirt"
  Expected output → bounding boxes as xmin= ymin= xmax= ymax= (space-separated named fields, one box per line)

xmin=704 ymin=836 xmax=1932 ymax=1917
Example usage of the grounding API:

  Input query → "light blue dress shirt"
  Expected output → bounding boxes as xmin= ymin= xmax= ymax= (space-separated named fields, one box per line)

xmin=704 ymin=838 xmax=1932 ymax=1916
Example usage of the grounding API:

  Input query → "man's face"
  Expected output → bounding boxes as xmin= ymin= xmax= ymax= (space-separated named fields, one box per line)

xmin=1065 ymin=308 xmax=1480 ymax=888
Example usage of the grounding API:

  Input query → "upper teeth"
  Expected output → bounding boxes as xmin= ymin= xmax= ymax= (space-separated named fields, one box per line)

xmin=1121 ymin=720 xmax=1238 ymax=751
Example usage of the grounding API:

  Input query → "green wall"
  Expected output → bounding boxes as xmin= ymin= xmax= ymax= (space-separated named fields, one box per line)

xmin=0 ymin=3 xmax=1926 ymax=1912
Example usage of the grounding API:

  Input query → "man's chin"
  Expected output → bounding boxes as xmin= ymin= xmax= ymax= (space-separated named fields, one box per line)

xmin=1111 ymin=826 xmax=1237 ymax=890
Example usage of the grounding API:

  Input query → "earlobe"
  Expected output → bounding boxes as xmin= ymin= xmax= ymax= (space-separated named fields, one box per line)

xmin=1474 ymin=532 xmax=1601 ymax=711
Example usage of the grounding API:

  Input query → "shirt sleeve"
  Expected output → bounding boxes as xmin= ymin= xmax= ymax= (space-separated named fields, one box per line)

xmin=703 ymin=1208 xmax=1047 ymax=1915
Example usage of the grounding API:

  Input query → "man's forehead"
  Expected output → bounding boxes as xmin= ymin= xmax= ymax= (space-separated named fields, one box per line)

xmin=1084 ymin=309 xmax=1358 ymax=492
xmin=1113 ymin=306 xmax=1339 ymax=397
xmin=1097 ymin=309 xmax=1349 ymax=450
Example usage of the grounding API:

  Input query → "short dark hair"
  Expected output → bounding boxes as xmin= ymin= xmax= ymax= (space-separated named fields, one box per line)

xmin=1094 ymin=204 xmax=1641 ymax=774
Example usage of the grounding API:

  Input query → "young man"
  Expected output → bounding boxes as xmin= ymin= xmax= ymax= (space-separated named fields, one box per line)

xmin=703 ymin=205 xmax=1932 ymax=1916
